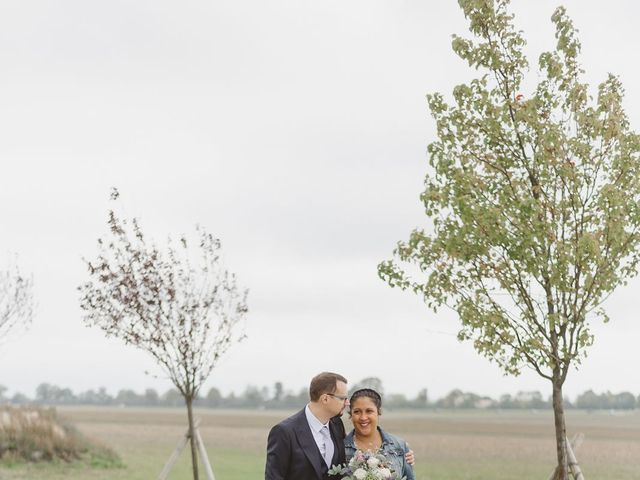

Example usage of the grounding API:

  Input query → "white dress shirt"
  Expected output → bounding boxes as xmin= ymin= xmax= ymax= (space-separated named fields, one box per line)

xmin=304 ymin=404 xmax=334 ymax=466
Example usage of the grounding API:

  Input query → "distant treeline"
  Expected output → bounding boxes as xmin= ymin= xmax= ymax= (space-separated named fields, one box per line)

xmin=1 ymin=382 xmax=638 ymax=410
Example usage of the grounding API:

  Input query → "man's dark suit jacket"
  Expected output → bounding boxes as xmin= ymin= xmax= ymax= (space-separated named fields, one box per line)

xmin=265 ymin=408 xmax=346 ymax=480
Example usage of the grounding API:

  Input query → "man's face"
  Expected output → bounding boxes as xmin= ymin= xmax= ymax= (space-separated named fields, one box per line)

xmin=325 ymin=380 xmax=349 ymax=417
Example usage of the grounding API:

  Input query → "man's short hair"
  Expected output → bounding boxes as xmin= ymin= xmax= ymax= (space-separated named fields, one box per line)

xmin=309 ymin=372 xmax=347 ymax=402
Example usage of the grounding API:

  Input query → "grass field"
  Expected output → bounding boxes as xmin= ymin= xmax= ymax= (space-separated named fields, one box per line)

xmin=1 ymin=406 xmax=639 ymax=479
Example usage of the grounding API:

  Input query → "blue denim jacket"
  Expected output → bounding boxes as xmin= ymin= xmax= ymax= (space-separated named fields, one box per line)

xmin=344 ymin=427 xmax=415 ymax=480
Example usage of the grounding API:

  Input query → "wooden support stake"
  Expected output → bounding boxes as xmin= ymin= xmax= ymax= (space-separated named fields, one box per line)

xmin=157 ymin=419 xmax=202 ymax=480
xmin=566 ymin=434 xmax=584 ymax=480
xmin=158 ymin=434 xmax=189 ymax=480
xmin=570 ymin=433 xmax=584 ymax=452
xmin=546 ymin=433 xmax=585 ymax=480
xmin=195 ymin=428 xmax=216 ymax=480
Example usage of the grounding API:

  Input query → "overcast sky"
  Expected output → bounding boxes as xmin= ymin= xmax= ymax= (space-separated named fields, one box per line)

xmin=1 ymin=0 xmax=638 ymax=401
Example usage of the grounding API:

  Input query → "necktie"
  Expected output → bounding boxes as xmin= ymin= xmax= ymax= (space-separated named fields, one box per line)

xmin=320 ymin=425 xmax=334 ymax=468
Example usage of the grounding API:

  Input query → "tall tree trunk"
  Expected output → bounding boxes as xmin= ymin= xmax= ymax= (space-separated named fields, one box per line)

xmin=186 ymin=394 xmax=200 ymax=480
xmin=551 ymin=370 xmax=568 ymax=480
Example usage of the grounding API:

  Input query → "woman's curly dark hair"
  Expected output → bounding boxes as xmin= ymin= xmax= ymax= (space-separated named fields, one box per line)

xmin=348 ymin=388 xmax=382 ymax=416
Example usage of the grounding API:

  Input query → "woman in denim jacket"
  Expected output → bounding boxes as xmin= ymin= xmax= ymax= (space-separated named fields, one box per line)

xmin=343 ymin=389 xmax=416 ymax=480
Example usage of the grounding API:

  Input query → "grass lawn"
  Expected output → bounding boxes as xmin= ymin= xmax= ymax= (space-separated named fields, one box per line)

xmin=1 ymin=407 xmax=639 ymax=479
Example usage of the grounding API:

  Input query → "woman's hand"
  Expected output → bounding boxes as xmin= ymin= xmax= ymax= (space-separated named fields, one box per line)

xmin=405 ymin=446 xmax=415 ymax=466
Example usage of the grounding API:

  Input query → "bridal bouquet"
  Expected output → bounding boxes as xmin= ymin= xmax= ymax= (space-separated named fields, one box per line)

xmin=328 ymin=449 xmax=406 ymax=480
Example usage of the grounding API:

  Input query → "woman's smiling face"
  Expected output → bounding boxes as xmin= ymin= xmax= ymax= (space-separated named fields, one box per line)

xmin=350 ymin=396 xmax=380 ymax=437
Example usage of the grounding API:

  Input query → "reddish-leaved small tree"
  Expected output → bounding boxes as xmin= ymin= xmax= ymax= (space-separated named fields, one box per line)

xmin=79 ymin=190 xmax=248 ymax=480
xmin=0 ymin=257 xmax=33 ymax=345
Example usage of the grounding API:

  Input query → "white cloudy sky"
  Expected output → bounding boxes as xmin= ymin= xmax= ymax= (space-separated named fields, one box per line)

xmin=0 ymin=0 xmax=638 ymax=401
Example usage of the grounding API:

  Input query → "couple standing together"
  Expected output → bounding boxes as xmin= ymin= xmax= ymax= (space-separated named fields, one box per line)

xmin=265 ymin=372 xmax=416 ymax=480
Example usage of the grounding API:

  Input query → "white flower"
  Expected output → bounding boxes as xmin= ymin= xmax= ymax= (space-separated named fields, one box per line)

xmin=379 ymin=467 xmax=392 ymax=479
xmin=367 ymin=456 xmax=381 ymax=469
xmin=353 ymin=468 xmax=368 ymax=480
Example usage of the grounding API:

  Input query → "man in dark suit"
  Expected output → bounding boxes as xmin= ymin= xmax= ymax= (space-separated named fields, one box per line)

xmin=265 ymin=372 xmax=349 ymax=480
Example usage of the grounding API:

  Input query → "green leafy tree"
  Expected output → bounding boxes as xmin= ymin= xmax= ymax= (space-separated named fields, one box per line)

xmin=163 ymin=388 xmax=183 ymax=407
xmin=379 ymin=1 xmax=640 ymax=478
xmin=351 ymin=377 xmax=385 ymax=395
xmin=205 ymin=387 xmax=222 ymax=407
xmin=144 ymin=388 xmax=159 ymax=406
xmin=272 ymin=381 xmax=284 ymax=403
xmin=79 ymin=190 xmax=248 ymax=480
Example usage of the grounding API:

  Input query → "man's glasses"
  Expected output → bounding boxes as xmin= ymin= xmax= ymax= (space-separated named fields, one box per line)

xmin=327 ymin=393 xmax=349 ymax=402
